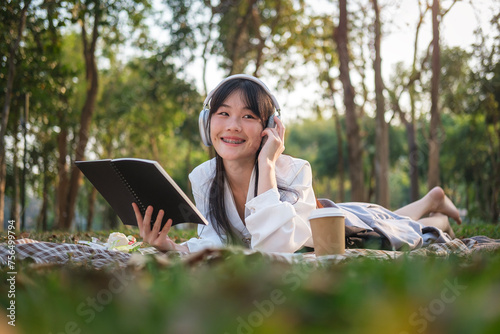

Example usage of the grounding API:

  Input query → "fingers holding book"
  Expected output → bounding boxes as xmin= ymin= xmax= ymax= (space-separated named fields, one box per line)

xmin=132 ymin=203 xmax=188 ymax=252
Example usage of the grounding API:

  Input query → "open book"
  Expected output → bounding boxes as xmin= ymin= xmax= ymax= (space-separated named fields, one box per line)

xmin=75 ymin=158 xmax=209 ymax=228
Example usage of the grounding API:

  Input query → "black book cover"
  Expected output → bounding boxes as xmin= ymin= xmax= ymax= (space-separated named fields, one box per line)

xmin=75 ymin=158 xmax=208 ymax=228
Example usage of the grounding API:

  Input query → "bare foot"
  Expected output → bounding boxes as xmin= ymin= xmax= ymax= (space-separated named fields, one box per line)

xmin=427 ymin=187 xmax=462 ymax=225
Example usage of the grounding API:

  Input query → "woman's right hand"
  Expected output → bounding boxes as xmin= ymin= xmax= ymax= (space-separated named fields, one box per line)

xmin=258 ymin=115 xmax=286 ymax=166
xmin=132 ymin=203 xmax=188 ymax=252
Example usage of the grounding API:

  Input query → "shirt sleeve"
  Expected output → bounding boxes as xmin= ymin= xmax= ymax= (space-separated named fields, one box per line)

xmin=181 ymin=165 xmax=225 ymax=253
xmin=182 ymin=224 xmax=225 ymax=253
xmin=244 ymin=161 xmax=316 ymax=253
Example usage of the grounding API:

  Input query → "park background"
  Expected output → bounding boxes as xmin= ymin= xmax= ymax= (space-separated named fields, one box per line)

xmin=2 ymin=2 xmax=500 ymax=334
xmin=1 ymin=0 xmax=499 ymax=231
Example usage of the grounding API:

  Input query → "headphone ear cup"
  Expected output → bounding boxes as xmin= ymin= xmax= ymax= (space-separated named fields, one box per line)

xmin=266 ymin=113 xmax=280 ymax=128
xmin=198 ymin=108 xmax=212 ymax=146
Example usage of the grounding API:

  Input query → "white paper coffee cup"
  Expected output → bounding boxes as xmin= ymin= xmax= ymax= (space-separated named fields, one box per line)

xmin=309 ymin=208 xmax=345 ymax=256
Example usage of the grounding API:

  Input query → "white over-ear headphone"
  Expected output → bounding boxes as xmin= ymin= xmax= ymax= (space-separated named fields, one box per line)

xmin=198 ymin=74 xmax=281 ymax=147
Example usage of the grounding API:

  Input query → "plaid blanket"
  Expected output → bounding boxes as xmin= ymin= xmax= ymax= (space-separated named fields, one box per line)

xmin=1 ymin=236 xmax=500 ymax=269
xmin=0 ymin=238 xmax=135 ymax=269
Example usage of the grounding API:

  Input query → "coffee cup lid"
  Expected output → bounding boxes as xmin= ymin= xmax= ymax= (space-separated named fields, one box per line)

xmin=308 ymin=208 xmax=345 ymax=220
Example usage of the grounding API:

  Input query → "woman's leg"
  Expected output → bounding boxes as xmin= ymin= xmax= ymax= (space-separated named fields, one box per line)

xmin=394 ymin=186 xmax=462 ymax=224
xmin=418 ymin=213 xmax=456 ymax=239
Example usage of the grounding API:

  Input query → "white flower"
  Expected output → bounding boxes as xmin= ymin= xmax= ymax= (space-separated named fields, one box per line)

xmin=107 ymin=232 xmax=129 ymax=248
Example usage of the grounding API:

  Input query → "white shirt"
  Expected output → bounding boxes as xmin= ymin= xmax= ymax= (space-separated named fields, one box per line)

xmin=182 ymin=155 xmax=317 ymax=253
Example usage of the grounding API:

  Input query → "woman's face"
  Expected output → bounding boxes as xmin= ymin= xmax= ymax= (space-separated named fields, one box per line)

xmin=210 ymin=90 xmax=264 ymax=164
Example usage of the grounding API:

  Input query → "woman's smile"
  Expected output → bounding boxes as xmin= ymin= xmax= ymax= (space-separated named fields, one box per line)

xmin=221 ymin=136 xmax=246 ymax=145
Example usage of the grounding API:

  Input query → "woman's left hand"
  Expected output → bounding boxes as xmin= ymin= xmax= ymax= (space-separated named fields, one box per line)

xmin=258 ymin=115 xmax=285 ymax=165
xmin=132 ymin=203 xmax=188 ymax=252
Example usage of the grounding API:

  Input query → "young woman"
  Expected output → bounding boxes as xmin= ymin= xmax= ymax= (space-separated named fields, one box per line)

xmin=132 ymin=74 xmax=461 ymax=253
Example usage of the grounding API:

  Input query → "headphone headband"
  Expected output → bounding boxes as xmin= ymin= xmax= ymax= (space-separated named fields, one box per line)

xmin=203 ymin=74 xmax=281 ymax=113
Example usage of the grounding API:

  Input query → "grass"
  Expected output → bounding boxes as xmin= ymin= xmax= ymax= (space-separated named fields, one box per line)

xmin=1 ymin=222 xmax=499 ymax=334
xmin=454 ymin=223 xmax=500 ymax=239
xmin=0 ymin=225 xmax=198 ymax=246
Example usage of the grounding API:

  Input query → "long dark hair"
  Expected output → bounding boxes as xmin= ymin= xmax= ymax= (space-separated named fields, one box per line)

xmin=206 ymin=78 xmax=297 ymax=245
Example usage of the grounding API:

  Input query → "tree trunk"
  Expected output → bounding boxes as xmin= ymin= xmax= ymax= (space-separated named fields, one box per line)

xmin=38 ymin=153 xmax=49 ymax=231
xmin=325 ymin=74 xmax=345 ymax=203
xmin=56 ymin=125 xmax=69 ymax=228
xmin=406 ymin=4 xmax=428 ymax=203
xmin=61 ymin=8 xmax=101 ymax=230
xmin=428 ymin=0 xmax=441 ymax=190
xmin=333 ymin=107 xmax=345 ymax=203
xmin=492 ymin=176 xmax=499 ymax=224
xmin=107 ymin=206 xmax=119 ymax=230
xmin=228 ymin=0 xmax=257 ymax=75
xmin=391 ymin=93 xmax=419 ymax=203
xmin=487 ymin=110 xmax=500 ymax=223
xmin=408 ymin=72 xmax=420 ymax=202
xmin=334 ymin=0 xmax=364 ymax=201
xmin=251 ymin=0 xmax=280 ymax=77
xmin=11 ymin=115 xmax=21 ymax=226
xmin=0 ymin=1 xmax=31 ymax=229
xmin=398 ymin=2 xmax=429 ymax=203
xmin=21 ymin=93 xmax=29 ymax=230
xmin=201 ymin=10 xmax=216 ymax=95
xmin=86 ymin=187 xmax=97 ymax=231
xmin=252 ymin=5 xmax=265 ymax=77
xmin=372 ymin=0 xmax=389 ymax=207
xmin=367 ymin=153 xmax=376 ymax=202
xmin=407 ymin=120 xmax=420 ymax=202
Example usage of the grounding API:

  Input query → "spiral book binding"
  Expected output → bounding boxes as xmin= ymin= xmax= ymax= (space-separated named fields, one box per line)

xmin=110 ymin=162 xmax=146 ymax=214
